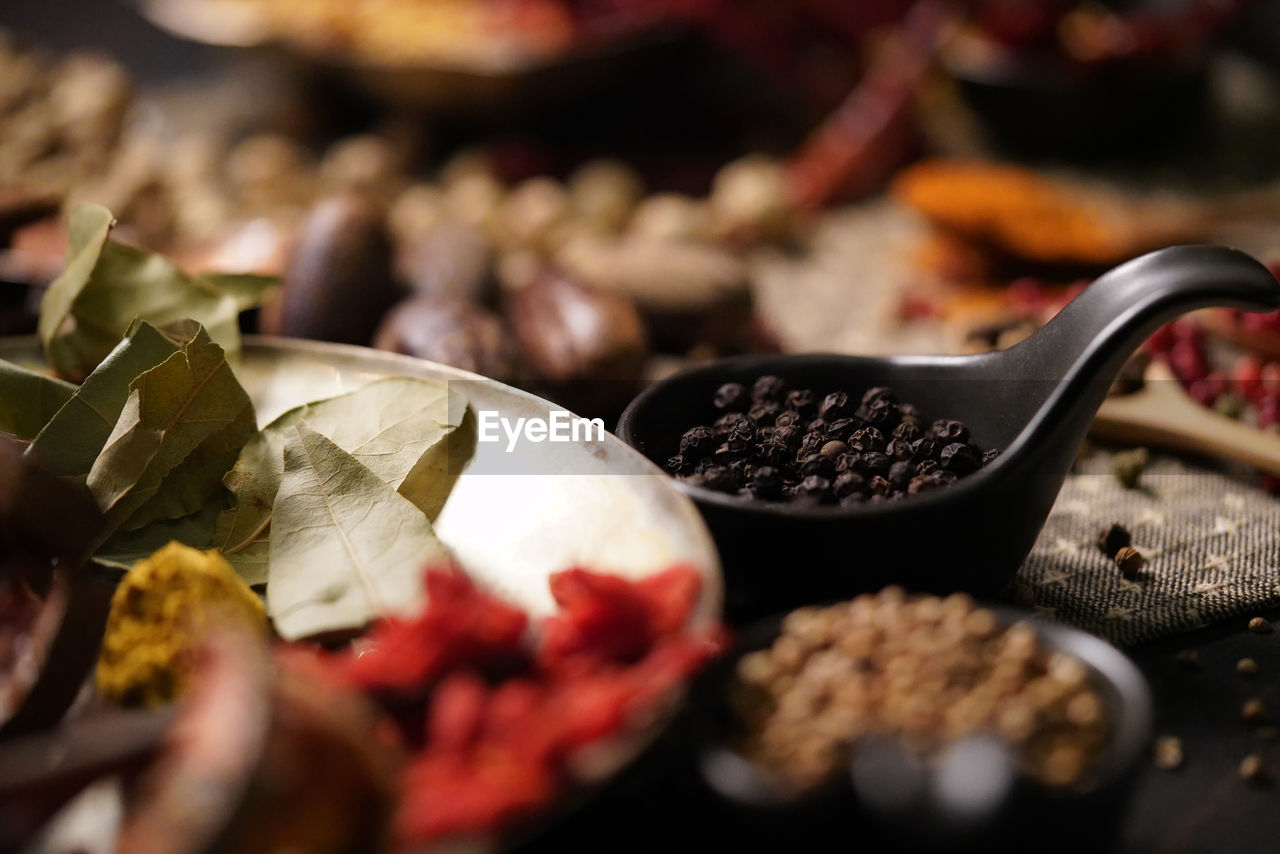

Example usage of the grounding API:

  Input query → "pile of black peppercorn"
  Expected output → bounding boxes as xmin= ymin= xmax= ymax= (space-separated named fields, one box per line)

xmin=664 ymin=375 xmax=998 ymax=505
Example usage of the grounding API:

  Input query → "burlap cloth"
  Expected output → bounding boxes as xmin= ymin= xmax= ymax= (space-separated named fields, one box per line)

xmin=1015 ymin=450 xmax=1280 ymax=646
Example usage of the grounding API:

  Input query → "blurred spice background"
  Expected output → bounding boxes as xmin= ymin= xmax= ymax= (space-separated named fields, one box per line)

xmin=6 ymin=1 xmax=1280 ymax=850
xmin=5 ymin=0 xmax=1280 ymax=426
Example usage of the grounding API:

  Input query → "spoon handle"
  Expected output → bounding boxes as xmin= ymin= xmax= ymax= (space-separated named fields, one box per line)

xmin=1093 ymin=361 xmax=1280 ymax=476
xmin=983 ymin=246 xmax=1280 ymax=490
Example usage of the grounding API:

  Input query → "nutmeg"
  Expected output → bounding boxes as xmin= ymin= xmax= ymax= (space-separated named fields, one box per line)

xmin=373 ymin=296 xmax=518 ymax=382
xmin=263 ymin=194 xmax=399 ymax=345
xmin=506 ymin=268 xmax=648 ymax=416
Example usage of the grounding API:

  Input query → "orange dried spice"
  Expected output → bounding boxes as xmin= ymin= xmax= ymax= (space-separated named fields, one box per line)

xmin=893 ymin=159 xmax=1134 ymax=265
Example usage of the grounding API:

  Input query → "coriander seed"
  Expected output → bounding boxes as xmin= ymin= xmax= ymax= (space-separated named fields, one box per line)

xmin=1237 ymin=658 xmax=1258 ymax=677
xmin=1239 ymin=754 xmax=1266 ymax=783
xmin=1153 ymin=736 xmax=1183 ymax=771
xmin=1114 ymin=546 xmax=1145 ymax=578
xmin=1242 ymin=698 xmax=1268 ymax=724
xmin=1247 ymin=616 xmax=1273 ymax=635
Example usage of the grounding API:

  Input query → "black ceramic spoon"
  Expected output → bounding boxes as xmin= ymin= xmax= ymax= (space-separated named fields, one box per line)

xmin=618 ymin=245 xmax=1280 ymax=618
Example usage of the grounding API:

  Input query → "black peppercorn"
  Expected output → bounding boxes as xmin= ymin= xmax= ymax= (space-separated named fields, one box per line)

xmin=858 ymin=398 xmax=895 ymax=426
xmin=834 ymin=470 xmax=866 ymax=497
xmin=680 ymin=426 xmax=717 ymax=456
xmin=849 ymin=427 xmax=886 ymax=453
xmin=773 ymin=425 xmax=802 ymax=447
xmin=748 ymin=401 xmax=781 ymax=424
xmin=750 ymin=465 xmax=784 ymax=499
xmin=940 ymin=442 xmax=981 ymax=475
xmin=785 ymin=389 xmax=818 ymax=417
xmin=714 ymin=412 xmax=752 ymax=437
xmin=775 ymin=410 xmax=802 ymax=428
xmin=756 ymin=439 xmax=789 ymax=467
xmin=752 ymin=375 xmax=787 ymax=403
xmin=1097 ymin=523 xmax=1132 ymax=557
xmin=799 ymin=453 xmax=836 ymax=478
xmin=861 ymin=451 xmax=891 ymax=476
xmin=839 ymin=491 xmax=866 ymax=507
xmin=826 ymin=417 xmax=858 ymax=440
xmin=794 ymin=475 xmax=833 ymax=503
xmin=909 ymin=437 xmax=937 ymax=460
xmin=726 ymin=419 xmax=755 ymax=451
xmin=799 ymin=432 xmax=828 ymax=456
xmin=983 ymin=447 xmax=1000 ymax=465
xmin=884 ymin=439 xmax=913 ymax=461
xmin=861 ymin=386 xmax=898 ymax=407
xmin=835 ymin=452 xmax=862 ymax=474
xmin=714 ymin=382 xmax=749 ymax=411
xmin=932 ymin=419 xmax=970 ymax=444
xmin=888 ymin=460 xmax=913 ymax=489
xmin=806 ymin=418 xmax=828 ymax=436
xmin=697 ymin=465 xmax=737 ymax=492
xmin=892 ymin=420 xmax=923 ymax=442
xmin=913 ymin=458 xmax=939 ymax=476
xmin=666 ymin=454 xmax=690 ymax=474
xmin=908 ymin=474 xmax=937 ymax=494
xmin=870 ymin=475 xmax=893 ymax=496
xmin=820 ymin=391 xmax=852 ymax=420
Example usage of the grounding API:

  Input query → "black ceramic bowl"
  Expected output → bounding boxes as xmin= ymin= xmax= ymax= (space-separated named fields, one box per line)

xmin=940 ymin=29 xmax=1209 ymax=159
xmin=618 ymin=246 xmax=1280 ymax=620
xmin=686 ymin=606 xmax=1153 ymax=851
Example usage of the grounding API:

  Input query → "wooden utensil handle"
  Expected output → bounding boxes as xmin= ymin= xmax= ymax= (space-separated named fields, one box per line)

xmin=1093 ymin=362 xmax=1280 ymax=476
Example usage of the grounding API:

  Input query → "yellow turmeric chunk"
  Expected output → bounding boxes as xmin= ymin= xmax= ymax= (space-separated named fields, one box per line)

xmin=96 ymin=541 xmax=267 ymax=707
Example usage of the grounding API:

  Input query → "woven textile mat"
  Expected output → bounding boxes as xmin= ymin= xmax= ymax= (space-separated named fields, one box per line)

xmin=1016 ymin=451 xmax=1280 ymax=646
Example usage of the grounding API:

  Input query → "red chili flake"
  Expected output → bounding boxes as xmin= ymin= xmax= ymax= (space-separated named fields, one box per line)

xmin=426 ymin=671 xmax=490 ymax=754
xmin=339 ymin=565 xmax=528 ymax=695
xmin=322 ymin=563 xmax=721 ymax=847
xmin=537 ymin=567 xmax=699 ymax=672
xmin=396 ymin=747 xmax=558 ymax=842
xmin=1232 ymin=354 xmax=1264 ymax=404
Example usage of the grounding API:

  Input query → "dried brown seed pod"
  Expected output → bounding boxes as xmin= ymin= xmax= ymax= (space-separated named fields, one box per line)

xmin=264 ymin=194 xmax=399 ymax=346
xmin=506 ymin=268 xmax=648 ymax=417
xmin=373 ymin=296 xmax=518 ymax=383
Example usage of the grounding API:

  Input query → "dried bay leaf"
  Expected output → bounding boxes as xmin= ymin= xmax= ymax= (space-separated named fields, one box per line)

xmin=93 ymin=501 xmax=224 ymax=571
xmin=268 ymin=425 xmax=448 ymax=640
xmin=38 ymin=204 xmax=241 ymax=382
xmin=28 ymin=321 xmax=180 ymax=477
xmin=201 ymin=273 xmax=279 ymax=312
xmin=0 ymin=359 xmax=75 ymax=441
xmin=86 ymin=323 xmax=256 ymax=542
xmin=213 ymin=377 xmax=468 ymax=585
